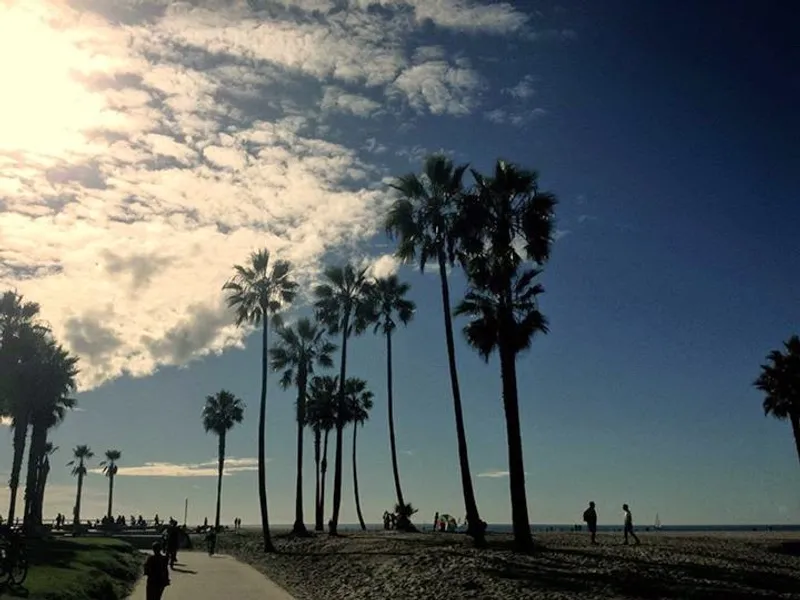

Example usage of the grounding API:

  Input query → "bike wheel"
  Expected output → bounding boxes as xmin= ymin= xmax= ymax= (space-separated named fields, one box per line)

xmin=10 ymin=551 xmax=28 ymax=586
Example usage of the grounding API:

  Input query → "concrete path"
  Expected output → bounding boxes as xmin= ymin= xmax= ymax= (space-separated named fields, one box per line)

xmin=128 ymin=551 xmax=295 ymax=599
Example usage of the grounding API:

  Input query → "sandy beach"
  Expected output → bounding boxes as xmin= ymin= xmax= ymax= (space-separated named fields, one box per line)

xmin=217 ymin=529 xmax=800 ymax=599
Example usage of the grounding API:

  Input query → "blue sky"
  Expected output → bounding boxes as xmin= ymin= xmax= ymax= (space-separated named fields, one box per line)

xmin=0 ymin=0 xmax=798 ymax=527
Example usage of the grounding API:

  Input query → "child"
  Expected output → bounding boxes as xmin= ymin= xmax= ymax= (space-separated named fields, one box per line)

xmin=144 ymin=541 xmax=170 ymax=600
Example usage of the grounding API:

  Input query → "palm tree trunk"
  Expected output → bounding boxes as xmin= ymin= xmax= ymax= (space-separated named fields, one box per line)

xmin=293 ymin=374 xmax=308 ymax=535
xmin=215 ymin=433 xmax=225 ymax=531
xmin=499 ymin=331 xmax=533 ymax=552
xmin=353 ymin=424 xmax=366 ymax=531
xmin=36 ymin=459 xmax=49 ymax=524
xmin=320 ymin=429 xmax=330 ymax=531
xmin=107 ymin=473 xmax=115 ymax=519
xmin=23 ymin=419 xmax=44 ymax=526
xmin=437 ymin=253 xmax=484 ymax=546
xmin=8 ymin=417 xmax=28 ymax=524
xmin=330 ymin=313 xmax=350 ymax=535
xmin=313 ymin=427 xmax=322 ymax=531
xmin=258 ymin=319 xmax=275 ymax=552
xmin=74 ymin=469 xmax=84 ymax=528
xmin=790 ymin=413 xmax=800 ymax=467
xmin=386 ymin=331 xmax=406 ymax=513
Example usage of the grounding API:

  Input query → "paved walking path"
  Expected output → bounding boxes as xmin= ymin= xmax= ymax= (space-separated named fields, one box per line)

xmin=128 ymin=551 xmax=295 ymax=599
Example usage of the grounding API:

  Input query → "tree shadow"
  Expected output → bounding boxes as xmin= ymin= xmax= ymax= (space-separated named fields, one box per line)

xmin=0 ymin=583 xmax=29 ymax=598
xmin=171 ymin=567 xmax=197 ymax=574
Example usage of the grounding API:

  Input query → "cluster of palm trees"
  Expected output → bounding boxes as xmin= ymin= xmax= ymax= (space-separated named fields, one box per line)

xmin=222 ymin=154 xmax=557 ymax=553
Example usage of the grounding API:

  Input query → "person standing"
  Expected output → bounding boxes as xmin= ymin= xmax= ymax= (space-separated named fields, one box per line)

xmin=622 ymin=504 xmax=640 ymax=545
xmin=144 ymin=541 xmax=170 ymax=600
xmin=165 ymin=519 xmax=180 ymax=568
xmin=583 ymin=501 xmax=598 ymax=545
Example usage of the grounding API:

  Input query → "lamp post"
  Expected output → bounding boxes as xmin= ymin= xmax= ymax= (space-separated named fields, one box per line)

xmin=183 ymin=498 xmax=188 ymax=528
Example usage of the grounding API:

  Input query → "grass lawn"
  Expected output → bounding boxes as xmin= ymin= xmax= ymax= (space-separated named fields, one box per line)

xmin=3 ymin=537 xmax=141 ymax=600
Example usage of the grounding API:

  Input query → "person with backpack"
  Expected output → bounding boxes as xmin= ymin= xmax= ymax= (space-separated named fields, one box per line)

xmin=144 ymin=541 xmax=170 ymax=599
xmin=582 ymin=501 xmax=598 ymax=545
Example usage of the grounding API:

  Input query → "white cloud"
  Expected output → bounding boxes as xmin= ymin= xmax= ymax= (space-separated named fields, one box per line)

xmin=477 ymin=470 xmax=509 ymax=478
xmin=369 ymin=254 xmax=400 ymax=279
xmin=503 ymin=74 xmax=536 ymax=99
xmin=391 ymin=60 xmax=483 ymax=115
xmin=320 ymin=86 xmax=382 ymax=117
xmin=88 ymin=457 xmax=260 ymax=478
xmin=0 ymin=417 xmax=12 ymax=426
xmin=483 ymin=107 xmax=547 ymax=126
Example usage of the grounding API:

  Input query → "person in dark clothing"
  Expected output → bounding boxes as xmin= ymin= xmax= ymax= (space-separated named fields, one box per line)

xmin=583 ymin=501 xmax=598 ymax=545
xmin=622 ymin=503 xmax=640 ymax=545
xmin=144 ymin=541 xmax=170 ymax=600
xmin=165 ymin=519 xmax=179 ymax=568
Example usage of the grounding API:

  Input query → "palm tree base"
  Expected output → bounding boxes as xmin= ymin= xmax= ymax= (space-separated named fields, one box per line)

xmin=291 ymin=523 xmax=312 ymax=538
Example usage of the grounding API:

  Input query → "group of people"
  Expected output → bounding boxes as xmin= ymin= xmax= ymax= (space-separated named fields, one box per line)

xmin=582 ymin=501 xmax=641 ymax=545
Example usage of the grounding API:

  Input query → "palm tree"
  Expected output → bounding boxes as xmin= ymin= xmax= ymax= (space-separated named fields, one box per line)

xmin=202 ymin=390 xmax=245 ymax=531
xmin=99 ymin=450 xmax=122 ymax=520
xmin=313 ymin=264 xmax=376 ymax=535
xmin=385 ymin=154 xmax=485 ymax=545
xmin=270 ymin=318 xmax=336 ymax=536
xmin=306 ymin=375 xmax=337 ymax=532
xmin=35 ymin=442 xmax=57 ymax=524
xmin=343 ymin=377 xmax=373 ymax=531
xmin=68 ymin=445 xmax=94 ymax=528
xmin=755 ymin=335 xmax=800 ymax=465
xmin=455 ymin=159 xmax=557 ymax=552
xmin=371 ymin=275 xmax=415 ymax=525
xmin=223 ymin=249 xmax=298 ymax=553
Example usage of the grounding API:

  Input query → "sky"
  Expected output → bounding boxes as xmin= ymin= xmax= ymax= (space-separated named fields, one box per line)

xmin=0 ymin=0 xmax=798 ymax=528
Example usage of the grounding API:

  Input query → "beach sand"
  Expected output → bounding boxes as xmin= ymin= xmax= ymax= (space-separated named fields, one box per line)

xmin=217 ymin=529 xmax=800 ymax=599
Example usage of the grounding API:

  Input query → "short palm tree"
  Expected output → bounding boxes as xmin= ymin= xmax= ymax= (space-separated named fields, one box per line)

xmin=270 ymin=318 xmax=336 ymax=536
xmin=455 ymin=159 xmax=557 ymax=552
xmin=755 ymin=335 xmax=800 ymax=466
xmin=223 ymin=248 xmax=298 ymax=553
xmin=68 ymin=445 xmax=94 ymax=528
xmin=344 ymin=377 xmax=373 ymax=531
xmin=99 ymin=449 xmax=122 ymax=520
xmin=313 ymin=264 xmax=376 ymax=535
xmin=306 ymin=375 xmax=337 ymax=532
xmin=371 ymin=275 xmax=415 ymax=522
xmin=385 ymin=154 xmax=485 ymax=545
xmin=35 ymin=442 xmax=58 ymax=524
xmin=202 ymin=390 xmax=245 ymax=531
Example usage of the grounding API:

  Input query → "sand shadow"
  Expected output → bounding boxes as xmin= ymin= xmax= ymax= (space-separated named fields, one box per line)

xmin=171 ymin=567 xmax=198 ymax=574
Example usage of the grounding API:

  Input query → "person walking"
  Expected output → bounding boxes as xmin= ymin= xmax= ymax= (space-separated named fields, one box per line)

xmin=583 ymin=501 xmax=598 ymax=545
xmin=144 ymin=541 xmax=170 ymax=600
xmin=165 ymin=519 xmax=180 ymax=568
xmin=622 ymin=503 xmax=640 ymax=545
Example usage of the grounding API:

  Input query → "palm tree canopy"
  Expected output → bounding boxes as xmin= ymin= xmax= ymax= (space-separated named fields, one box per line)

xmin=372 ymin=275 xmax=416 ymax=336
xmin=306 ymin=375 xmax=338 ymax=431
xmin=313 ymin=264 xmax=377 ymax=336
xmin=343 ymin=377 xmax=374 ymax=426
xmin=99 ymin=449 xmax=122 ymax=477
xmin=269 ymin=317 xmax=336 ymax=389
xmin=67 ymin=444 xmax=94 ymax=477
xmin=28 ymin=336 xmax=80 ymax=424
xmin=202 ymin=390 xmax=246 ymax=436
xmin=385 ymin=153 xmax=469 ymax=272
xmin=454 ymin=267 xmax=548 ymax=361
xmin=755 ymin=335 xmax=800 ymax=420
xmin=222 ymin=248 xmax=298 ymax=328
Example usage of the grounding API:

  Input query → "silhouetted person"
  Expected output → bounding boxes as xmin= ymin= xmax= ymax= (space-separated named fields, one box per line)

xmin=583 ymin=501 xmax=598 ymax=544
xmin=203 ymin=516 xmax=208 ymax=529
xmin=166 ymin=519 xmax=180 ymax=568
xmin=432 ymin=512 xmax=439 ymax=532
xmin=622 ymin=504 xmax=640 ymax=545
xmin=144 ymin=541 xmax=170 ymax=600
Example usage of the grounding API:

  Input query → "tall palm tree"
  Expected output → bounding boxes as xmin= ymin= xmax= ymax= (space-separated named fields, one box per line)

xmin=343 ymin=377 xmax=373 ymax=531
xmin=35 ymin=442 xmax=58 ymax=524
xmin=306 ymin=375 xmax=337 ymax=532
xmin=455 ymin=159 xmax=557 ymax=552
xmin=371 ymin=275 xmax=415 ymax=522
xmin=99 ymin=450 xmax=122 ymax=520
xmin=755 ymin=335 xmax=800 ymax=465
xmin=68 ymin=445 xmax=94 ymax=528
xmin=0 ymin=291 xmax=45 ymax=524
xmin=223 ymin=249 xmax=298 ymax=553
xmin=313 ymin=264 xmax=376 ymax=535
xmin=270 ymin=318 xmax=336 ymax=536
xmin=385 ymin=154 xmax=485 ymax=545
xmin=202 ymin=390 xmax=245 ymax=531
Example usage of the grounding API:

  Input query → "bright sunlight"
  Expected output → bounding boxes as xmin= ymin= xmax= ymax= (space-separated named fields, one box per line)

xmin=0 ymin=3 xmax=114 ymax=159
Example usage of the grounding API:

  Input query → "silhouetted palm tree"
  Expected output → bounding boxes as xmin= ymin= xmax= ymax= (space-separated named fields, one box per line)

xmin=35 ymin=442 xmax=57 ymax=524
xmin=455 ymin=159 xmax=557 ymax=552
xmin=755 ymin=335 xmax=800 ymax=466
xmin=223 ymin=249 xmax=298 ymax=553
xmin=202 ymin=390 xmax=245 ymax=531
xmin=270 ymin=318 xmax=336 ymax=536
xmin=344 ymin=377 xmax=373 ymax=531
xmin=385 ymin=154 xmax=485 ymax=545
xmin=371 ymin=275 xmax=415 ymax=521
xmin=99 ymin=449 xmax=122 ymax=520
xmin=313 ymin=264 xmax=376 ymax=535
xmin=306 ymin=375 xmax=337 ymax=532
xmin=68 ymin=445 xmax=94 ymax=528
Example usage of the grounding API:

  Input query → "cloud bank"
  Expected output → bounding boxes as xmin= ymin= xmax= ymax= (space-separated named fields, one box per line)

xmin=88 ymin=457 xmax=260 ymax=477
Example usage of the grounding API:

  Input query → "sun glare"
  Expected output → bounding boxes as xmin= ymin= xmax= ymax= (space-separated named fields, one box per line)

xmin=0 ymin=4 xmax=112 ymax=158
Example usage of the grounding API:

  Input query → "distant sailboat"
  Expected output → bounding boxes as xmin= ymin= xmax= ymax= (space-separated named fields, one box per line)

xmin=655 ymin=513 xmax=662 ymax=530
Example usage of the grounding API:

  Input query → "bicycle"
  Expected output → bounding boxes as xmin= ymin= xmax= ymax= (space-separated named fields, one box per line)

xmin=0 ymin=526 xmax=28 ymax=586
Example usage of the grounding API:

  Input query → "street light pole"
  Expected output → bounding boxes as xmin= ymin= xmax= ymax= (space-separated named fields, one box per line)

xmin=183 ymin=498 xmax=188 ymax=528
